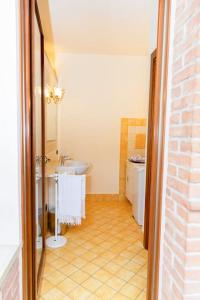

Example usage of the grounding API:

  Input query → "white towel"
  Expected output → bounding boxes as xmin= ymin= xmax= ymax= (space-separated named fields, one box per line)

xmin=58 ymin=173 xmax=86 ymax=225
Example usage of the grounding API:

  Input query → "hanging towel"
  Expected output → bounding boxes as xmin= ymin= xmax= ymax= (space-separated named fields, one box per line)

xmin=58 ymin=173 xmax=86 ymax=225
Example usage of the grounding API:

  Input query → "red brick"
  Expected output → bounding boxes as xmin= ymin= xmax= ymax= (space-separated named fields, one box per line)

xmin=169 ymin=140 xmax=179 ymax=151
xmin=169 ymin=125 xmax=192 ymax=138
xmin=171 ymin=86 xmax=182 ymax=98
xmin=168 ymin=152 xmax=191 ymax=167
xmin=171 ymin=96 xmax=190 ymax=111
xmin=173 ymin=57 xmax=183 ymax=73
xmin=168 ymin=164 xmax=177 ymax=176
xmin=173 ymin=64 xmax=195 ymax=85
xmin=185 ymin=45 xmax=200 ymax=64
xmin=160 ymin=0 xmax=200 ymax=297
xmin=186 ymin=10 xmax=200 ymax=34
xmin=183 ymin=78 xmax=200 ymax=94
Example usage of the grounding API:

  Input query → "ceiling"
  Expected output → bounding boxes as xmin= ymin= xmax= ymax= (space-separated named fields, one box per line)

xmin=47 ymin=0 xmax=154 ymax=56
xmin=37 ymin=0 xmax=56 ymax=70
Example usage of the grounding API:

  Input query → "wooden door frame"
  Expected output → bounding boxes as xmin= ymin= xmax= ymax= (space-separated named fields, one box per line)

xmin=20 ymin=0 xmax=35 ymax=298
xmin=146 ymin=1 xmax=172 ymax=299
xmin=143 ymin=49 xmax=157 ymax=250
xmin=35 ymin=1 xmax=46 ymax=290
xmin=20 ymin=0 xmax=45 ymax=299
xmin=20 ymin=0 xmax=171 ymax=299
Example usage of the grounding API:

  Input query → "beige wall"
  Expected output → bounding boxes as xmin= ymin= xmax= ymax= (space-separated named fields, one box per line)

xmin=57 ymin=54 xmax=149 ymax=194
xmin=0 ymin=0 xmax=22 ymax=297
xmin=45 ymin=54 xmax=58 ymax=142
xmin=149 ymin=0 xmax=158 ymax=54
xmin=0 ymin=0 xmax=21 ymax=246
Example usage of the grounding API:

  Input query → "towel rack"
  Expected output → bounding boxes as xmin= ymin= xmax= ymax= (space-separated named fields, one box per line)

xmin=46 ymin=173 xmax=67 ymax=248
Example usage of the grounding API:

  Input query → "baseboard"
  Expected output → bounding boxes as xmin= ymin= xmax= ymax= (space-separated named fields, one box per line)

xmin=86 ymin=194 xmax=120 ymax=201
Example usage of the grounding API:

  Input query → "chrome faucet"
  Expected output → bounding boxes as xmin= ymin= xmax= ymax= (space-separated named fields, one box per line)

xmin=60 ymin=155 xmax=72 ymax=166
xmin=35 ymin=155 xmax=41 ymax=167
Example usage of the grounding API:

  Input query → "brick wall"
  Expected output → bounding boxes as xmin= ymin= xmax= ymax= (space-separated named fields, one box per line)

xmin=161 ymin=0 xmax=200 ymax=299
xmin=1 ymin=257 xmax=20 ymax=300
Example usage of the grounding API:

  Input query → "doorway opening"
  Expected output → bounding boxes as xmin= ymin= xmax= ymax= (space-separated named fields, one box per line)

xmin=20 ymin=0 xmax=171 ymax=299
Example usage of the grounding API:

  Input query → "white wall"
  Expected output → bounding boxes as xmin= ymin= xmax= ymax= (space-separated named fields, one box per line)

xmin=149 ymin=0 xmax=158 ymax=53
xmin=0 ymin=0 xmax=21 ymax=245
xmin=45 ymin=54 xmax=58 ymax=142
xmin=57 ymin=54 xmax=149 ymax=194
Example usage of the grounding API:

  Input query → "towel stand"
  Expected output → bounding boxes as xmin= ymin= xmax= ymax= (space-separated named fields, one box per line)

xmin=46 ymin=173 xmax=67 ymax=248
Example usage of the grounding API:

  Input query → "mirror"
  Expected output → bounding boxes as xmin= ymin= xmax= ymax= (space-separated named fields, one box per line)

xmin=34 ymin=13 xmax=43 ymax=274
xmin=45 ymin=54 xmax=58 ymax=142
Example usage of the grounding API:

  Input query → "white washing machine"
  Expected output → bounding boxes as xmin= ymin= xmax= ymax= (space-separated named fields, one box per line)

xmin=125 ymin=160 xmax=146 ymax=226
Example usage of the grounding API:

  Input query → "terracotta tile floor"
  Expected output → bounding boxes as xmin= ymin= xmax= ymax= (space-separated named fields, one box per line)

xmin=39 ymin=198 xmax=147 ymax=299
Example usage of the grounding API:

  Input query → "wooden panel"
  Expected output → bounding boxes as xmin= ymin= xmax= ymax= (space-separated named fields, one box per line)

xmin=20 ymin=0 xmax=36 ymax=299
xmin=143 ymin=50 xmax=157 ymax=250
xmin=146 ymin=1 xmax=172 ymax=299
xmin=20 ymin=1 xmax=46 ymax=298
xmin=35 ymin=1 xmax=46 ymax=292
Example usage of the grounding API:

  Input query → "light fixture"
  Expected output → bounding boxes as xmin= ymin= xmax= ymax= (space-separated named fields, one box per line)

xmin=45 ymin=85 xmax=65 ymax=104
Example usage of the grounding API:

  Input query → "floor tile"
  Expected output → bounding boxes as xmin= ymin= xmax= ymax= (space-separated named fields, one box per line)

xmin=111 ymin=293 xmax=129 ymax=299
xmin=106 ymin=277 xmax=126 ymax=291
xmin=119 ymin=283 xmax=141 ymax=299
xmin=40 ymin=198 xmax=147 ymax=299
xmin=44 ymin=269 xmax=66 ymax=285
xmin=136 ymin=291 xmax=146 ymax=299
xmin=103 ymin=261 xmax=121 ymax=274
xmin=57 ymin=277 xmax=78 ymax=294
xmin=124 ymin=261 xmax=141 ymax=273
xmin=93 ymin=269 xmax=112 ymax=283
xmin=87 ymin=295 xmax=101 ymax=300
xmin=69 ymin=285 xmax=91 ymax=299
xmin=82 ymin=262 xmax=100 ymax=275
xmin=95 ymin=284 xmax=116 ymax=298
xmin=71 ymin=257 xmax=88 ymax=268
xmin=128 ymin=274 xmax=147 ymax=289
xmin=93 ymin=256 xmax=108 ymax=267
xmin=39 ymin=279 xmax=54 ymax=296
xmin=43 ymin=263 xmax=55 ymax=276
xmin=81 ymin=277 xmax=102 ymax=292
xmin=116 ymin=268 xmax=135 ymax=282
xmin=69 ymin=269 xmax=90 ymax=284
xmin=60 ymin=264 xmax=79 ymax=276
xmin=45 ymin=253 xmax=59 ymax=264
xmin=49 ymin=257 xmax=68 ymax=269
xmin=42 ymin=288 xmax=69 ymax=300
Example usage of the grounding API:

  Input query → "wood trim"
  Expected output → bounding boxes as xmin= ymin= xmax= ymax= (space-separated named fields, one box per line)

xmin=154 ymin=1 xmax=172 ymax=298
xmin=20 ymin=1 xmax=46 ymax=298
xmin=86 ymin=194 xmax=120 ymax=201
xmin=147 ymin=1 xmax=172 ymax=299
xmin=143 ymin=49 xmax=157 ymax=250
xmin=35 ymin=1 xmax=46 ymax=290
xmin=20 ymin=0 xmax=36 ymax=299
xmin=146 ymin=1 xmax=165 ymax=298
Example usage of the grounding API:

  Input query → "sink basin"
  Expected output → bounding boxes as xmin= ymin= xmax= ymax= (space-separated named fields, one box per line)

xmin=56 ymin=161 xmax=90 ymax=175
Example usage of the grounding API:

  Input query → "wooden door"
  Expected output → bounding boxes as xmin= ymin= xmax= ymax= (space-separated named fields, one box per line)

xmin=20 ymin=1 xmax=45 ymax=298
xmin=143 ymin=50 xmax=157 ymax=250
xmin=34 ymin=2 xmax=45 ymax=290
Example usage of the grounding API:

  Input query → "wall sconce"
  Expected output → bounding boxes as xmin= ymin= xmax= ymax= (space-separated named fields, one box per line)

xmin=45 ymin=85 xmax=65 ymax=104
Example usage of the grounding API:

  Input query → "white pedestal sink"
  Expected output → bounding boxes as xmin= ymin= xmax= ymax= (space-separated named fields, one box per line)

xmin=56 ymin=161 xmax=90 ymax=175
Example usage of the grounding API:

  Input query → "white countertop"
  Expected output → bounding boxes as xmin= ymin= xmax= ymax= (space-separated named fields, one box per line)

xmin=0 ymin=245 xmax=19 ymax=287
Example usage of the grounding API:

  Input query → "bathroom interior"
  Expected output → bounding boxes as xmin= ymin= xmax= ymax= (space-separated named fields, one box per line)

xmin=35 ymin=1 xmax=158 ymax=299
